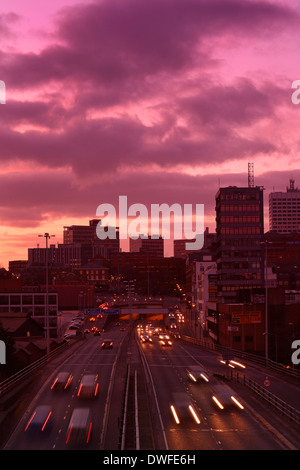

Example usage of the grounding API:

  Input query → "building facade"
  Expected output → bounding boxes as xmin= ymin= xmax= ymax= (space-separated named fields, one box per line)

xmin=28 ymin=243 xmax=93 ymax=268
xmin=0 ymin=292 xmax=58 ymax=339
xmin=130 ymin=236 xmax=164 ymax=257
xmin=269 ymin=179 xmax=300 ymax=233
xmin=215 ymin=186 xmax=265 ymax=303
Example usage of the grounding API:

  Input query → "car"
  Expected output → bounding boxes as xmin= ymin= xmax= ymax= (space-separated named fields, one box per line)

xmin=120 ymin=327 xmax=125 ymax=331
xmin=159 ymin=333 xmax=172 ymax=346
xmin=159 ymin=332 xmax=169 ymax=338
xmin=94 ymin=330 xmax=101 ymax=336
xmin=101 ymin=339 xmax=113 ymax=349
xmin=51 ymin=371 xmax=73 ymax=390
xmin=171 ymin=331 xmax=181 ymax=339
xmin=186 ymin=366 xmax=209 ymax=383
xmin=140 ymin=334 xmax=152 ymax=343
xmin=211 ymin=383 xmax=244 ymax=411
xmin=170 ymin=393 xmax=201 ymax=425
xmin=77 ymin=374 xmax=99 ymax=399
xmin=64 ymin=332 xmax=77 ymax=339
xmin=66 ymin=408 xmax=93 ymax=446
xmin=24 ymin=405 xmax=53 ymax=435
xmin=159 ymin=338 xmax=172 ymax=347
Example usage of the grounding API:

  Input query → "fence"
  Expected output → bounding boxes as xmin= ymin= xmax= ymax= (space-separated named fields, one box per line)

xmin=180 ymin=335 xmax=300 ymax=381
xmin=230 ymin=370 xmax=300 ymax=427
xmin=0 ymin=338 xmax=80 ymax=398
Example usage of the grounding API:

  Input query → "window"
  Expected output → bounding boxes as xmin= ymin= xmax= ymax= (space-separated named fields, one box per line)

xmin=233 ymin=336 xmax=241 ymax=343
xmin=0 ymin=296 xmax=9 ymax=305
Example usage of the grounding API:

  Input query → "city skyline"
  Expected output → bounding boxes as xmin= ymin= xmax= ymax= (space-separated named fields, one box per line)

xmin=1 ymin=0 xmax=300 ymax=268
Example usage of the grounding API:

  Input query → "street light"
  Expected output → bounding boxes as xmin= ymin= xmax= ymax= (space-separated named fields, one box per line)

xmin=38 ymin=233 xmax=55 ymax=355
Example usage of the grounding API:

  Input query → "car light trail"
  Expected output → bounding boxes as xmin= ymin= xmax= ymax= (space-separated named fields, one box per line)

xmin=200 ymin=373 xmax=209 ymax=382
xmin=41 ymin=411 xmax=52 ymax=431
xmin=170 ymin=405 xmax=180 ymax=424
xmin=86 ymin=422 xmax=93 ymax=443
xmin=66 ymin=424 xmax=73 ymax=444
xmin=230 ymin=360 xmax=246 ymax=369
xmin=212 ymin=396 xmax=224 ymax=410
xmin=51 ymin=378 xmax=58 ymax=389
xmin=188 ymin=373 xmax=197 ymax=382
xmin=24 ymin=411 xmax=36 ymax=432
xmin=189 ymin=405 xmax=201 ymax=424
xmin=231 ymin=396 xmax=244 ymax=409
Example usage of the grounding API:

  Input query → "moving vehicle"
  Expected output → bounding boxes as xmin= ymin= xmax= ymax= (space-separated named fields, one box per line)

xmin=24 ymin=405 xmax=53 ymax=436
xmin=159 ymin=333 xmax=172 ymax=346
xmin=171 ymin=331 xmax=181 ymax=339
xmin=77 ymin=374 xmax=99 ymax=398
xmin=51 ymin=371 xmax=73 ymax=391
xmin=170 ymin=393 xmax=201 ymax=425
xmin=186 ymin=366 xmax=209 ymax=383
xmin=211 ymin=383 xmax=244 ymax=410
xmin=101 ymin=339 xmax=113 ymax=349
xmin=64 ymin=332 xmax=76 ymax=339
xmin=140 ymin=334 xmax=152 ymax=343
xmin=66 ymin=408 xmax=93 ymax=446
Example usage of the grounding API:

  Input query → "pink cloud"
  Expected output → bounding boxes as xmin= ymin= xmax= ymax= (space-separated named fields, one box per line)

xmin=0 ymin=0 xmax=300 ymax=268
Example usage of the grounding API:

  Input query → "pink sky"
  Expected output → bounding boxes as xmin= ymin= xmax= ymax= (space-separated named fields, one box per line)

xmin=1 ymin=0 xmax=300 ymax=268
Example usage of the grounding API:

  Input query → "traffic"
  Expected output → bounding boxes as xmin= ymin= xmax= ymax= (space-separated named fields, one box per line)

xmin=1 ymin=305 xmax=296 ymax=451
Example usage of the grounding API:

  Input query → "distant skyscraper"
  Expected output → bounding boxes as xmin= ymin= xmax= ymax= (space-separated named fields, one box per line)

xmin=215 ymin=185 xmax=264 ymax=303
xmin=269 ymin=179 xmax=300 ymax=233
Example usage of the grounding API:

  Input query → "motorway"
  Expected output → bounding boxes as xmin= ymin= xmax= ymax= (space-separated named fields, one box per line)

xmin=2 ymin=313 xmax=300 ymax=451
xmin=137 ymin=329 xmax=296 ymax=450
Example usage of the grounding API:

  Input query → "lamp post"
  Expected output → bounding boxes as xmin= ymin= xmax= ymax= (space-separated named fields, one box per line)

xmin=38 ymin=233 xmax=55 ymax=355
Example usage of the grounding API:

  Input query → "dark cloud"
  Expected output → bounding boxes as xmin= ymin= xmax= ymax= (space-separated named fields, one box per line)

xmin=0 ymin=0 xmax=299 ymax=236
xmin=3 ymin=0 xmax=298 ymax=90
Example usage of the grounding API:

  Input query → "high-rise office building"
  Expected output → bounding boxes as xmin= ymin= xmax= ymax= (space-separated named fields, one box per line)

xmin=269 ymin=179 xmax=300 ymax=233
xmin=215 ymin=185 xmax=264 ymax=303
